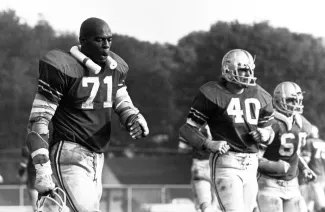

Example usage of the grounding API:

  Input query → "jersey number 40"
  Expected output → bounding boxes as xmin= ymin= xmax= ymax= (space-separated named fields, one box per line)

xmin=227 ymin=98 xmax=261 ymax=125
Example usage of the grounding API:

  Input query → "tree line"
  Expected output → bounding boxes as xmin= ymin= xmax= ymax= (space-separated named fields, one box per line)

xmin=1 ymin=9 xmax=325 ymax=153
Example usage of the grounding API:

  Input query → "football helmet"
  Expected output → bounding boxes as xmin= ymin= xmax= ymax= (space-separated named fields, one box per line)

xmin=273 ymin=81 xmax=304 ymax=115
xmin=36 ymin=187 xmax=67 ymax=212
xmin=221 ymin=49 xmax=257 ymax=86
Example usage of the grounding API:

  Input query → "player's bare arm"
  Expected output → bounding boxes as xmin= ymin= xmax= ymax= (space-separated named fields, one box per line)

xmin=298 ymin=155 xmax=317 ymax=182
xmin=258 ymin=156 xmax=291 ymax=174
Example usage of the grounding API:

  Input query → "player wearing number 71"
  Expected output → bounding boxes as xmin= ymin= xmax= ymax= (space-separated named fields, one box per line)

xmin=24 ymin=17 xmax=149 ymax=211
xmin=257 ymin=81 xmax=316 ymax=212
xmin=179 ymin=49 xmax=275 ymax=212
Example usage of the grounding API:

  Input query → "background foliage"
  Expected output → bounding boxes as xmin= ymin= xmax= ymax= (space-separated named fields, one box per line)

xmin=1 ymin=9 xmax=325 ymax=153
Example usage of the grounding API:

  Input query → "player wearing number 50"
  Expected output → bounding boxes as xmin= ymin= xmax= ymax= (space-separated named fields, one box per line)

xmin=179 ymin=49 xmax=275 ymax=212
xmin=25 ymin=17 xmax=149 ymax=212
xmin=257 ymin=81 xmax=316 ymax=212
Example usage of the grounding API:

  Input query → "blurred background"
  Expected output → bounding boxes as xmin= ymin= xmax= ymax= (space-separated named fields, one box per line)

xmin=0 ymin=0 xmax=325 ymax=211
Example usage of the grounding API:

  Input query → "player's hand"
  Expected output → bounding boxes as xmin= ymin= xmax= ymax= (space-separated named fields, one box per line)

xmin=250 ymin=130 xmax=262 ymax=143
xmin=205 ymin=140 xmax=230 ymax=154
xmin=303 ymin=168 xmax=317 ymax=182
xmin=35 ymin=174 xmax=55 ymax=194
xmin=278 ymin=160 xmax=290 ymax=173
xmin=34 ymin=159 xmax=55 ymax=194
xmin=127 ymin=114 xmax=149 ymax=139
xmin=250 ymin=128 xmax=270 ymax=143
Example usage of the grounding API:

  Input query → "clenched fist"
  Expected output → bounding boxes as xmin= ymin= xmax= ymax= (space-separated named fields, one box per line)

xmin=205 ymin=140 xmax=230 ymax=154
xmin=127 ymin=113 xmax=149 ymax=139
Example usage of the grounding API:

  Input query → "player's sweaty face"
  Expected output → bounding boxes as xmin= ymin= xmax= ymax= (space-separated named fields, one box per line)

xmin=84 ymin=25 xmax=112 ymax=65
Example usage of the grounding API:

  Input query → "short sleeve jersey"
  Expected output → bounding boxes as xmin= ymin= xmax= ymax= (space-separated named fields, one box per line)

xmin=37 ymin=49 xmax=128 ymax=153
xmin=188 ymin=79 xmax=274 ymax=153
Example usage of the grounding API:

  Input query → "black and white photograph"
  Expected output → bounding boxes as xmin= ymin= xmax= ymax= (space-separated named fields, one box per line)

xmin=0 ymin=0 xmax=325 ymax=212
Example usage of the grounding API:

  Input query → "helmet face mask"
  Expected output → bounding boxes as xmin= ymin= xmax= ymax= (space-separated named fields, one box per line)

xmin=36 ymin=187 xmax=67 ymax=212
xmin=222 ymin=49 xmax=257 ymax=87
xmin=273 ymin=82 xmax=304 ymax=116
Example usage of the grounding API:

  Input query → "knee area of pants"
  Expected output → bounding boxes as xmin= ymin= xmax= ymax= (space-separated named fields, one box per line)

xmin=214 ymin=178 xmax=235 ymax=193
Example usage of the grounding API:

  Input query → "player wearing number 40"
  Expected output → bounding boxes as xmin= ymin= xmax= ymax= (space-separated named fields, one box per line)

xmin=25 ymin=17 xmax=149 ymax=212
xmin=257 ymin=81 xmax=316 ymax=212
xmin=179 ymin=49 xmax=275 ymax=212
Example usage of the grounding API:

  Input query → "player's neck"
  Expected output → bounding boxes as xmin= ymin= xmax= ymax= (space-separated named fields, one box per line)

xmin=226 ymin=82 xmax=245 ymax=94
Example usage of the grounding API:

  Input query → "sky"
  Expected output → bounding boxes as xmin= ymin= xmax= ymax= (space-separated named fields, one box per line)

xmin=1 ymin=0 xmax=325 ymax=44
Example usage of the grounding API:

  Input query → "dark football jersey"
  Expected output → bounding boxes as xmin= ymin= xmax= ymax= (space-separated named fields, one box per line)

xmin=38 ymin=49 xmax=128 ymax=153
xmin=188 ymin=78 xmax=274 ymax=153
xmin=262 ymin=113 xmax=312 ymax=180
xmin=306 ymin=138 xmax=325 ymax=182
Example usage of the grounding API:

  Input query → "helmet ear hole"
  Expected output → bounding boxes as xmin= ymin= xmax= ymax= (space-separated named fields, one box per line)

xmin=222 ymin=66 xmax=233 ymax=81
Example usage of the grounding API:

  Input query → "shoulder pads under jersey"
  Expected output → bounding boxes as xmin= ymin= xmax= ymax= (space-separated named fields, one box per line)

xmin=199 ymin=80 xmax=226 ymax=104
xmin=247 ymin=84 xmax=272 ymax=105
xmin=300 ymin=114 xmax=313 ymax=134
xmin=41 ymin=49 xmax=85 ymax=78
xmin=274 ymin=111 xmax=293 ymax=131
xmin=109 ymin=51 xmax=129 ymax=74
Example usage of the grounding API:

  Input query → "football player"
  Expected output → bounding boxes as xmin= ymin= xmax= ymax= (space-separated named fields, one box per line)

xmin=25 ymin=17 xmax=149 ymax=211
xmin=257 ymin=81 xmax=316 ymax=212
xmin=179 ymin=124 xmax=217 ymax=212
xmin=179 ymin=49 xmax=275 ymax=212
xmin=302 ymin=125 xmax=325 ymax=212
xmin=17 ymin=146 xmax=38 ymax=212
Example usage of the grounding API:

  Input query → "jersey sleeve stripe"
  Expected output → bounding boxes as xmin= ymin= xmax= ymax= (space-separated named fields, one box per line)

xmin=258 ymin=113 xmax=274 ymax=124
xmin=38 ymin=80 xmax=63 ymax=101
xmin=188 ymin=113 xmax=207 ymax=126
xmin=186 ymin=118 xmax=205 ymax=129
xmin=190 ymin=108 xmax=208 ymax=119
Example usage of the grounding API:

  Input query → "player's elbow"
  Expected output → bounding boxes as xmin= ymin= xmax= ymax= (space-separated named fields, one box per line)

xmin=179 ymin=123 xmax=204 ymax=149
xmin=179 ymin=123 xmax=190 ymax=141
